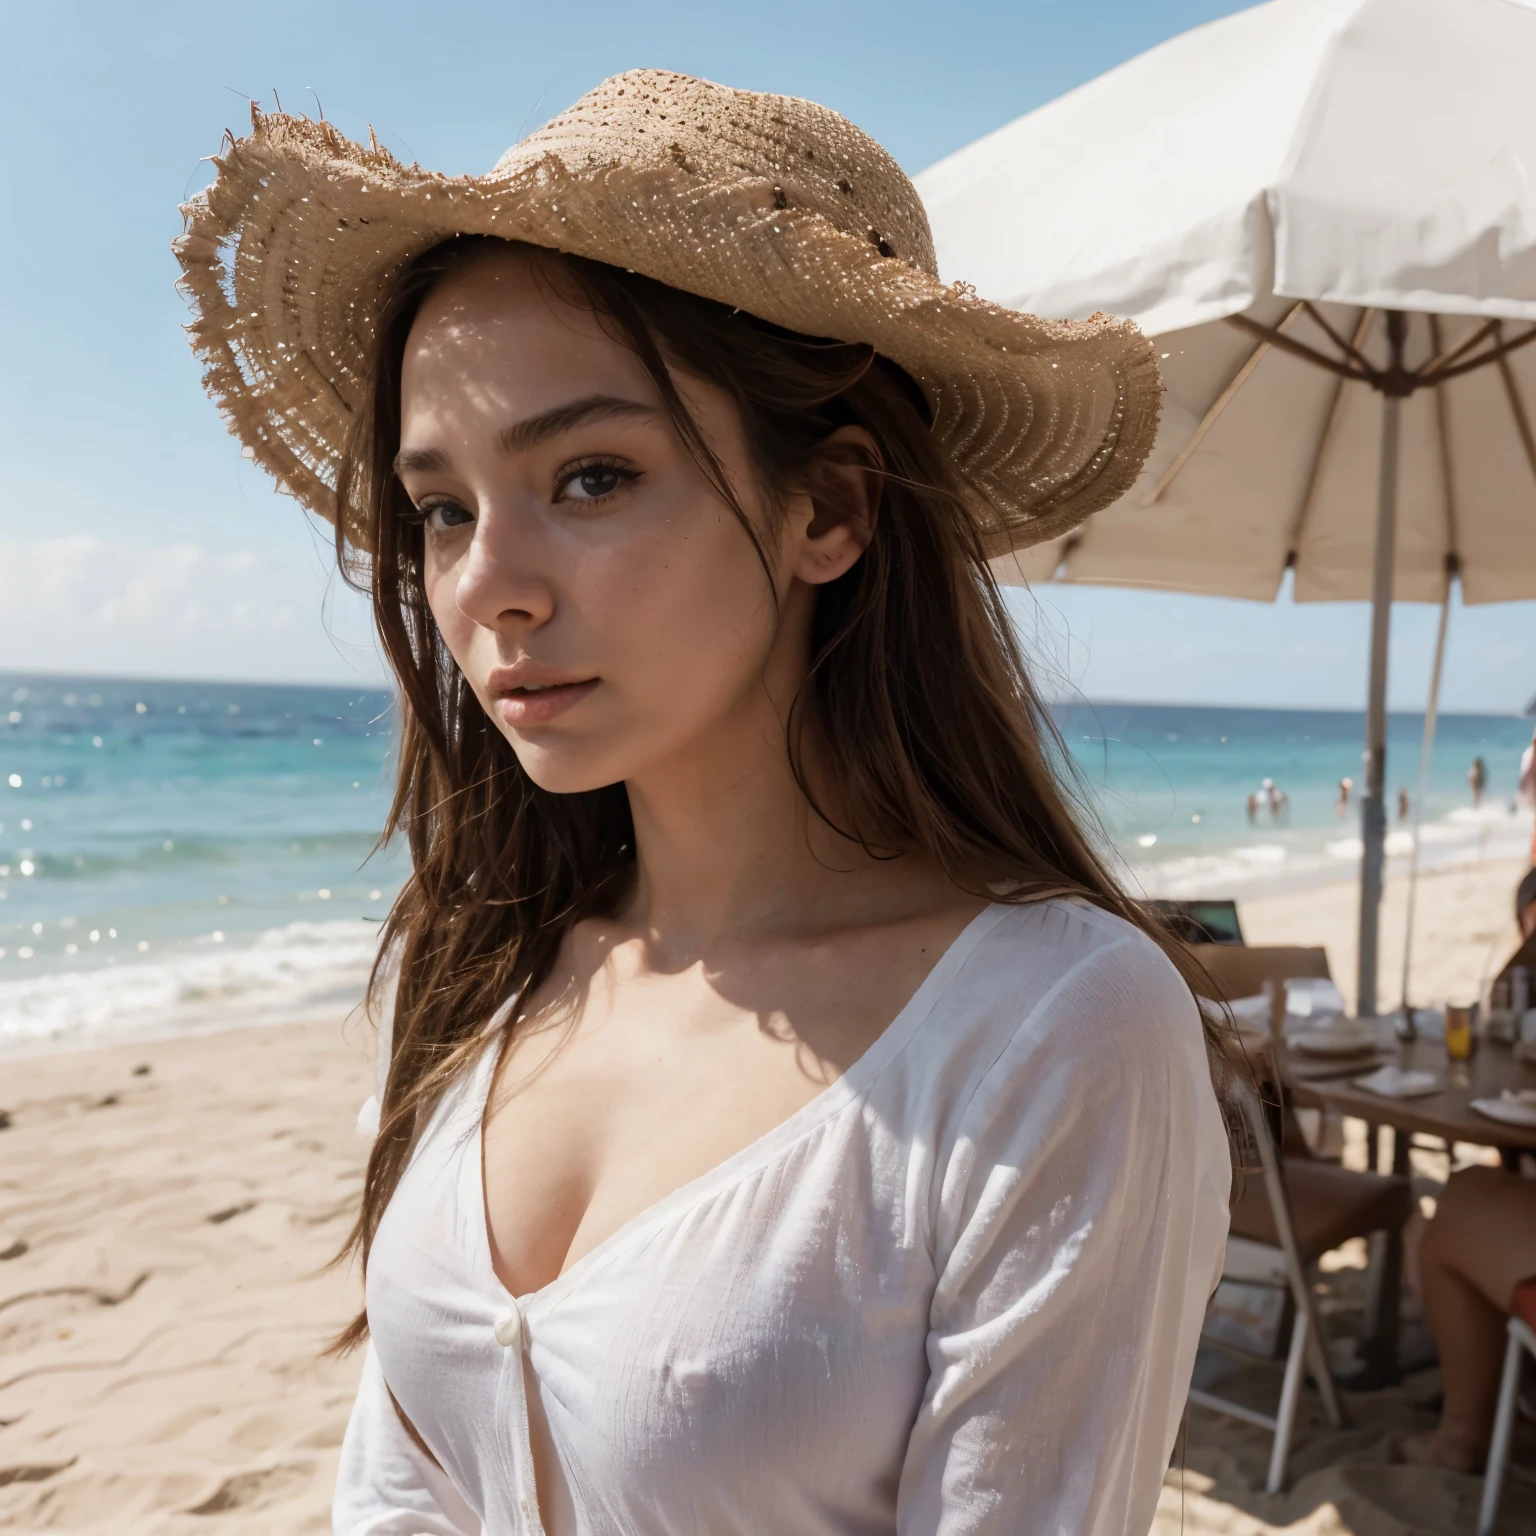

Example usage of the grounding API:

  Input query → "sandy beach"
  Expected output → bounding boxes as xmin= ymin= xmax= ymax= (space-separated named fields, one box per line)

xmin=1240 ymin=853 xmax=1532 ymax=1014
xmin=3 ymin=857 xmax=1533 ymax=1535
xmin=0 ymin=1017 xmax=374 ymax=1533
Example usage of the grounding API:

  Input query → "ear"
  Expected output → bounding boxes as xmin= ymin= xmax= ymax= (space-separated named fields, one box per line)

xmin=791 ymin=425 xmax=883 ymax=587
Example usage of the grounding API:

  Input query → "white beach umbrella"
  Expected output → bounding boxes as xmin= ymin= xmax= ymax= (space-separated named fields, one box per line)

xmin=916 ymin=0 xmax=1536 ymax=1016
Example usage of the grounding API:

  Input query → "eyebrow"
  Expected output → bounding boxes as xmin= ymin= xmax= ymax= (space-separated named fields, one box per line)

xmin=499 ymin=394 xmax=659 ymax=455
xmin=392 ymin=394 xmax=660 ymax=479
xmin=393 ymin=445 xmax=451 ymax=475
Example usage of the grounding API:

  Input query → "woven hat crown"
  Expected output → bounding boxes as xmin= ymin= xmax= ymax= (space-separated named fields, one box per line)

xmin=175 ymin=69 xmax=1159 ymax=555
xmin=495 ymin=71 xmax=937 ymax=279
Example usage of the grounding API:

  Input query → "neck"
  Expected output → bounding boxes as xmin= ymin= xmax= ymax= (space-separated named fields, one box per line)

xmin=619 ymin=690 xmax=936 ymax=963
xmin=621 ymin=715 xmax=845 ymax=957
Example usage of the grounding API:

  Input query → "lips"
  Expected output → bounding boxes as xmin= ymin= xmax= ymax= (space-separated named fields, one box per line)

xmin=492 ymin=678 xmax=599 ymax=728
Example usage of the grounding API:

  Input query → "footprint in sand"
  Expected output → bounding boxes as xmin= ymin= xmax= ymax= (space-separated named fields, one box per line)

xmin=0 ymin=1460 xmax=76 ymax=1489
xmin=185 ymin=1460 xmax=315 ymax=1515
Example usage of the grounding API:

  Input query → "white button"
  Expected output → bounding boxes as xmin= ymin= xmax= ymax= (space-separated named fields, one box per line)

xmin=493 ymin=1307 xmax=522 ymax=1348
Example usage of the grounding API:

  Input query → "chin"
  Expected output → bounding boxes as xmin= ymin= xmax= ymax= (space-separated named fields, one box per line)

xmin=502 ymin=734 xmax=631 ymax=797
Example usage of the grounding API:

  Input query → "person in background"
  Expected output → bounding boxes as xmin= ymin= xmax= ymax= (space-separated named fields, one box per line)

xmin=1401 ymin=1167 xmax=1536 ymax=1473
xmin=1397 ymin=786 xmax=1410 ymax=822
xmin=1406 ymin=866 xmax=1536 ymax=1474
xmin=1405 ymin=867 xmax=1536 ymax=1470
xmin=1248 ymin=780 xmax=1285 ymax=823
xmin=1469 ymin=754 xmax=1488 ymax=809
xmin=1336 ymin=776 xmax=1354 ymax=818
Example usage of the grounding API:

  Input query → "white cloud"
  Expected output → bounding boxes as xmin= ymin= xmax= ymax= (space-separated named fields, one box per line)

xmin=0 ymin=534 xmax=386 ymax=684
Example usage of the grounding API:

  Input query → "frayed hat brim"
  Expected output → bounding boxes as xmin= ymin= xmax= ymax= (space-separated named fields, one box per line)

xmin=175 ymin=71 xmax=1159 ymax=555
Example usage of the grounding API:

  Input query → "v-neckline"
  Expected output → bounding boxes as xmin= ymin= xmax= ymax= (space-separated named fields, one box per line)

xmin=469 ymin=901 xmax=1007 ymax=1318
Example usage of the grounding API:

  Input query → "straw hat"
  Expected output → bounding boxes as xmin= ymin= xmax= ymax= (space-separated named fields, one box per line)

xmin=175 ymin=69 xmax=1159 ymax=555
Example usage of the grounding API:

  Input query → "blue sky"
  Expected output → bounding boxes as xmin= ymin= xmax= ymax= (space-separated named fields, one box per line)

xmin=3 ymin=0 xmax=1532 ymax=713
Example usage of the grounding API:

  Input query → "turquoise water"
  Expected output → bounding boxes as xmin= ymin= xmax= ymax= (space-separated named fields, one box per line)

xmin=0 ymin=672 xmax=405 ymax=1051
xmin=1055 ymin=701 xmax=1535 ymax=898
xmin=2 ymin=672 xmax=1531 ymax=1052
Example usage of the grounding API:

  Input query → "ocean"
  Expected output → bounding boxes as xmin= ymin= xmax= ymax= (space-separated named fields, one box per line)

xmin=0 ymin=673 xmax=405 ymax=1056
xmin=1054 ymin=700 xmax=1535 ymax=901
xmin=2 ymin=672 xmax=1532 ymax=1054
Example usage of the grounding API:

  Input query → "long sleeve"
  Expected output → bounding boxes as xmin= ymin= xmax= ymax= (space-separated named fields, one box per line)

xmin=897 ymin=933 xmax=1230 ymax=1536
xmin=338 ymin=947 xmax=480 ymax=1536
xmin=333 ymin=1344 xmax=481 ymax=1536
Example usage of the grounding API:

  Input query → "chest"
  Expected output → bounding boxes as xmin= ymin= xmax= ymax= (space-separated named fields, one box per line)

xmin=478 ymin=907 xmax=988 ymax=1298
xmin=481 ymin=963 xmax=890 ymax=1298
xmin=368 ymin=1076 xmax=937 ymax=1534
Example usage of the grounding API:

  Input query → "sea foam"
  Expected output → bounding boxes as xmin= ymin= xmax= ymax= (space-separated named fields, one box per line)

xmin=1131 ymin=802 xmax=1533 ymax=901
xmin=0 ymin=918 xmax=382 ymax=1056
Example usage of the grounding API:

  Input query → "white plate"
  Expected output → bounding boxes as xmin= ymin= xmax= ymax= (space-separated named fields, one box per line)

xmin=1471 ymin=1096 xmax=1536 ymax=1130
xmin=1292 ymin=1025 xmax=1380 ymax=1056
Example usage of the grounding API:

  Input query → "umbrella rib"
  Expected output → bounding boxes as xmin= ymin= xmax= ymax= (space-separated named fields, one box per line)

xmin=1422 ymin=320 xmax=1536 ymax=386
xmin=1494 ymin=327 xmax=1536 ymax=490
xmin=1146 ymin=303 xmax=1305 ymax=503
xmin=1224 ymin=312 xmax=1371 ymax=382
xmin=1429 ymin=316 xmax=1461 ymax=590
xmin=1301 ymin=301 xmax=1373 ymax=371
xmin=1417 ymin=316 xmax=1499 ymax=379
xmin=1284 ymin=308 xmax=1376 ymax=575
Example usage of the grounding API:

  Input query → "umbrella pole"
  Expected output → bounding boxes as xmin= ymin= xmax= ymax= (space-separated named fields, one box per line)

xmin=1357 ymin=391 xmax=1401 ymax=1018
xmin=1397 ymin=582 xmax=1452 ymax=1018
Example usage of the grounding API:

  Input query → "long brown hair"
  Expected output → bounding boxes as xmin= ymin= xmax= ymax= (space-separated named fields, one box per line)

xmin=330 ymin=236 xmax=1229 ymax=1351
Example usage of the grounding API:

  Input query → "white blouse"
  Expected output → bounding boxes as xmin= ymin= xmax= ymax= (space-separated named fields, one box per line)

xmin=336 ymin=900 xmax=1231 ymax=1536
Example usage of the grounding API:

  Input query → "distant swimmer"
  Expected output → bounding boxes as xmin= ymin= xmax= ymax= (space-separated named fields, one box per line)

xmin=1398 ymin=786 xmax=1410 ymax=822
xmin=1249 ymin=778 xmax=1287 ymax=823
xmin=1469 ymin=755 xmax=1488 ymax=808
xmin=1336 ymin=776 xmax=1354 ymax=818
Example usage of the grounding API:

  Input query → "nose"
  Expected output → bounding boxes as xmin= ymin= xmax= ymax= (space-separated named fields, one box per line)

xmin=452 ymin=505 xmax=556 ymax=634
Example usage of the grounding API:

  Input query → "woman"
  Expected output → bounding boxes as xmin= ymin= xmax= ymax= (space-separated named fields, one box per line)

xmin=1403 ymin=1166 xmax=1536 ymax=1472
xmin=177 ymin=71 xmax=1232 ymax=1536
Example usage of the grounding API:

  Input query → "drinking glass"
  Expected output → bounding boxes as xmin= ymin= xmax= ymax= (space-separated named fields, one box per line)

xmin=1444 ymin=1002 xmax=1476 ymax=1062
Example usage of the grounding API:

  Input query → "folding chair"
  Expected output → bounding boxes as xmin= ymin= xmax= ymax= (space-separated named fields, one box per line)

xmin=1191 ymin=1078 xmax=1413 ymax=1492
xmin=1190 ymin=943 xmax=1333 ymax=1015
xmin=1477 ymin=1311 xmax=1536 ymax=1536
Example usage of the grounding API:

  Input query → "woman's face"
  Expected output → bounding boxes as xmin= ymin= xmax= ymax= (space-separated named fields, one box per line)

xmin=395 ymin=251 xmax=872 ymax=795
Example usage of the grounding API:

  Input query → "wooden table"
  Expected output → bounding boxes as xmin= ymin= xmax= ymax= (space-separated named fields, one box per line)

xmin=1268 ymin=1022 xmax=1536 ymax=1385
xmin=1279 ymin=1025 xmax=1536 ymax=1154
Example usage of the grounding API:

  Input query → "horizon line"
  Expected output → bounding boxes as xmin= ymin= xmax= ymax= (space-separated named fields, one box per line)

xmin=1 ymin=666 xmax=1530 ymax=719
